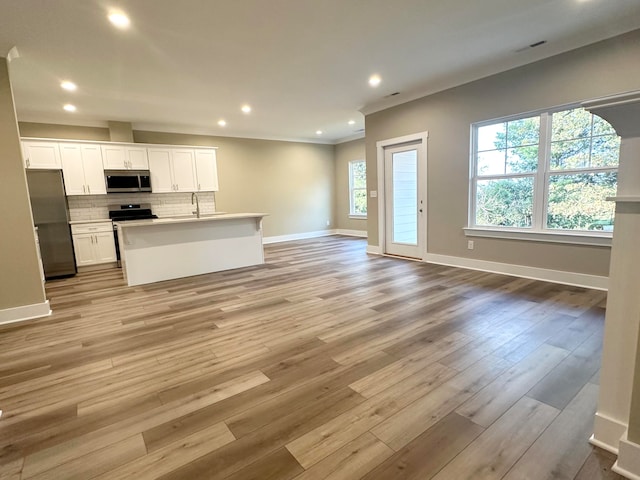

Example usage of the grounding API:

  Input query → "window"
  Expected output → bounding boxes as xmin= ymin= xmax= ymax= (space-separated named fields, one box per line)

xmin=470 ymin=107 xmax=619 ymax=235
xmin=349 ymin=160 xmax=367 ymax=217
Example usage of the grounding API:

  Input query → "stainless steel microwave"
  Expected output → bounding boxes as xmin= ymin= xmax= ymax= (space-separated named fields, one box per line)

xmin=105 ymin=170 xmax=152 ymax=193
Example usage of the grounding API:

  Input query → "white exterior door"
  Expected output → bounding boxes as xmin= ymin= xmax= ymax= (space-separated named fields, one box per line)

xmin=384 ymin=143 xmax=425 ymax=259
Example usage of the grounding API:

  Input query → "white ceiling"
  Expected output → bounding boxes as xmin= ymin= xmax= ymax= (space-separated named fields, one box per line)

xmin=1 ymin=0 xmax=639 ymax=144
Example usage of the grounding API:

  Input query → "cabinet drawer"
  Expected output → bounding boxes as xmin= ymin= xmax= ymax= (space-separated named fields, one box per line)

xmin=71 ymin=222 xmax=113 ymax=234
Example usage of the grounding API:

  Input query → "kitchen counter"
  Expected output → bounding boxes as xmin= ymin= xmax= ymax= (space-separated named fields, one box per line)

xmin=116 ymin=213 xmax=268 ymax=286
xmin=69 ymin=219 xmax=112 ymax=224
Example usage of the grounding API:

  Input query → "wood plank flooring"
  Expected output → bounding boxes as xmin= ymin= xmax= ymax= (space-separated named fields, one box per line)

xmin=0 ymin=236 xmax=623 ymax=479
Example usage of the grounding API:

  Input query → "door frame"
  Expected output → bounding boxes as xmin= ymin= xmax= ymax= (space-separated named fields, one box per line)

xmin=376 ymin=131 xmax=429 ymax=260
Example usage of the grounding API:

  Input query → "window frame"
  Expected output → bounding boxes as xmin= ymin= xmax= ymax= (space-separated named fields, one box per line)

xmin=348 ymin=159 xmax=367 ymax=219
xmin=467 ymin=105 xmax=618 ymax=246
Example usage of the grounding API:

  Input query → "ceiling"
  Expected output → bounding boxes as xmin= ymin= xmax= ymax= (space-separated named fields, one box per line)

xmin=1 ymin=0 xmax=639 ymax=144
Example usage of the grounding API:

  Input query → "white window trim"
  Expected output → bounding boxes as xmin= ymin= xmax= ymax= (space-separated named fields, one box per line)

xmin=349 ymin=159 xmax=367 ymax=218
xmin=468 ymin=106 xmax=618 ymax=243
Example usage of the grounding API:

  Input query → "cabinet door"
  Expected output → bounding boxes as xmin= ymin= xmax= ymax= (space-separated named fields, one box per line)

xmin=148 ymin=149 xmax=174 ymax=192
xmin=72 ymin=234 xmax=96 ymax=266
xmin=171 ymin=149 xmax=197 ymax=192
xmin=81 ymin=144 xmax=107 ymax=195
xmin=94 ymin=232 xmax=117 ymax=263
xmin=127 ymin=147 xmax=149 ymax=169
xmin=194 ymin=150 xmax=219 ymax=191
xmin=101 ymin=145 xmax=127 ymax=169
xmin=59 ymin=144 xmax=86 ymax=195
xmin=23 ymin=141 xmax=61 ymax=169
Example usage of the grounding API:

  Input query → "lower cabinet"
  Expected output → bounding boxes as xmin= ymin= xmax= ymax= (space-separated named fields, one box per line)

xmin=71 ymin=222 xmax=116 ymax=267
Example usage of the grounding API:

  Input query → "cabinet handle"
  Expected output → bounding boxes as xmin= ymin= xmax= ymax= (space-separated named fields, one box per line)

xmin=198 ymin=183 xmax=201 ymax=191
xmin=26 ymin=158 xmax=30 ymax=168
xmin=82 ymin=185 xmax=86 ymax=193
xmin=88 ymin=185 xmax=91 ymax=194
xmin=90 ymin=235 xmax=94 ymax=244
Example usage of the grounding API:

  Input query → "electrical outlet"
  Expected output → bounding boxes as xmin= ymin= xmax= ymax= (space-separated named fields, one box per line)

xmin=467 ymin=240 xmax=474 ymax=250
xmin=326 ymin=220 xmax=331 ymax=226
xmin=370 ymin=190 xmax=377 ymax=198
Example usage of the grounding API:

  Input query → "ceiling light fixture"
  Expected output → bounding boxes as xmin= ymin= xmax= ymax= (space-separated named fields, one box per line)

xmin=241 ymin=105 xmax=252 ymax=114
xmin=63 ymin=104 xmax=77 ymax=112
xmin=218 ymin=119 xmax=227 ymax=127
xmin=60 ymin=81 xmax=77 ymax=91
xmin=108 ymin=11 xmax=130 ymax=29
xmin=369 ymin=74 xmax=381 ymax=87
xmin=316 ymin=130 xmax=323 ymax=135
xmin=348 ymin=120 xmax=355 ymax=125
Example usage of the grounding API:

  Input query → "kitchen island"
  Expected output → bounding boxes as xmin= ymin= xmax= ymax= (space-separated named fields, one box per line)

xmin=115 ymin=213 xmax=267 ymax=286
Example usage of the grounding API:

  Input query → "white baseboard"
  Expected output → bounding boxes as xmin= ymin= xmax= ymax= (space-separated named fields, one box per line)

xmin=366 ymin=245 xmax=382 ymax=255
xmin=335 ymin=229 xmax=367 ymax=238
xmin=263 ymin=230 xmax=335 ymax=244
xmin=423 ymin=253 xmax=608 ymax=291
xmin=614 ymin=434 xmax=640 ymax=480
xmin=590 ymin=412 xmax=628 ymax=454
xmin=0 ymin=300 xmax=51 ymax=326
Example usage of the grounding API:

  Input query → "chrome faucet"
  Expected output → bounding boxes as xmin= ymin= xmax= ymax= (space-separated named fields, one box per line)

xmin=191 ymin=192 xmax=200 ymax=218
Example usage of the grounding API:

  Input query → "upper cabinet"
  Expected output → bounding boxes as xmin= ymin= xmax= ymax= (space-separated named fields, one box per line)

xmin=22 ymin=140 xmax=61 ymax=169
xmin=148 ymin=148 xmax=197 ymax=193
xmin=22 ymin=138 xmax=218 ymax=195
xmin=101 ymin=144 xmax=149 ymax=170
xmin=195 ymin=149 xmax=219 ymax=191
xmin=60 ymin=143 xmax=107 ymax=196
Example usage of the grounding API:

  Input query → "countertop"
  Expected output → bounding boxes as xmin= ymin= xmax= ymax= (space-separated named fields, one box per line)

xmin=69 ymin=219 xmax=113 ymax=225
xmin=114 ymin=213 xmax=268 ymax=228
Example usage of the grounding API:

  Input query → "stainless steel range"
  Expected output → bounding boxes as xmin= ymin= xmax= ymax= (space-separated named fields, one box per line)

xmin=108 ymin=204 xmax=157 ymax=266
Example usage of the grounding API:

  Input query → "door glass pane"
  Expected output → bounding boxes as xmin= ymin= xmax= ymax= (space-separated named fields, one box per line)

xmin=392 ymin=150 xmax=417 ymax=245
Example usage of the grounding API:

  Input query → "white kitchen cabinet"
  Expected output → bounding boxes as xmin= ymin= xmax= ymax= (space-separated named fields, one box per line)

xmin=22 ymin=140 xmax=61 ymax=169
xmin=195 ymin=149 xmax=219 ymax=191
xmin=148 ymin=148 xmax=197 ymax=193
xmin=60 ymin=143 xmax=106 ymax=195
xmin=71 ymin=222 xmax=116 ymax=266
xmin=101 ymin=144 xmax=149 ymax=170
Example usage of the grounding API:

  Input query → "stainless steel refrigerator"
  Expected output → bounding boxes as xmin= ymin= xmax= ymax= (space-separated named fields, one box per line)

xmin=26 ymin=170 xmax=77 ymax=278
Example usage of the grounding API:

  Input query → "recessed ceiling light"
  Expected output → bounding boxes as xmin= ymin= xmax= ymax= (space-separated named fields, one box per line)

xmin=316 ymin=130 xmax=323 ymax=135
xmin=348 ymin=120 xmax=355 ymax=125
xmin=241 ymin=105 xmax=252 ymax=114
xmin=369 ymin=74 xmax=381 ymax=87
xmin=218 ymin=119 xmax=227 ymax=127
xmin=63 ymin=104 xmax=76 ymax=112
xmin=108 ymin=11 xmax=130 ymax=29
xmin=60 ymin=81 xmax=77 ymax=91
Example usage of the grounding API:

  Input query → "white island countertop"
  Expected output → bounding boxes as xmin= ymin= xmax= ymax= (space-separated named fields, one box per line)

xmin=114 ymin=212 xmax=266 ymax=228
xmin=115 ymin=212 xmax=268 ymax=286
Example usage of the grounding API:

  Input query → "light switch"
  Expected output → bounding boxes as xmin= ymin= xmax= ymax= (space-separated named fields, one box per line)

xmin=370 ymin=191 xmax=377 ymax=198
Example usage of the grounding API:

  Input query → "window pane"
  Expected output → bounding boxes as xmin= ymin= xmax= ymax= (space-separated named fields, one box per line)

xmin=477 ymin=149 xmax=505 ymax=176
xmin=550 ymin=138 xmax=590 ymax=170
xmin=478 ymin=123 xmax=506 ymax=151
xmin=591 ymin=135 xmax=620 ymax=168
xmin=351 ymin=161 xmax=366 ymax=188
xmin=592 ymin=114 xmax=617 ymax=136
xmin=507 ymin=117 xmax=540 ymax=148
xmin=506 ymin=145 xmax=538 ymax=173
xmin=476 ymin=177 xmax=534 ymax=228
xmin=547 ymin=172 xmax=617 ymax=230
xmin=353 ymin=189 xmax=367 ymax=215
xmin=551 ymin=108 xmax=592 ymax=141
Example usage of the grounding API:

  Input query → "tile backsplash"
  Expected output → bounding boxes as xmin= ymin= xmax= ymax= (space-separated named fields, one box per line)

xmin=67 ymin=192 xmax=216 ymax=221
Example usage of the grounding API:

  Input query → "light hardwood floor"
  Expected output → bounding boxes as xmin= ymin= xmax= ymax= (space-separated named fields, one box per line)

xmin=0 ymin=236 xmax=624 ymax=479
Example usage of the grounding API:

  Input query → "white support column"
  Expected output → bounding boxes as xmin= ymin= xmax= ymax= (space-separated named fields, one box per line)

xmin=583 ymin=92 xmax=640 ymax=480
